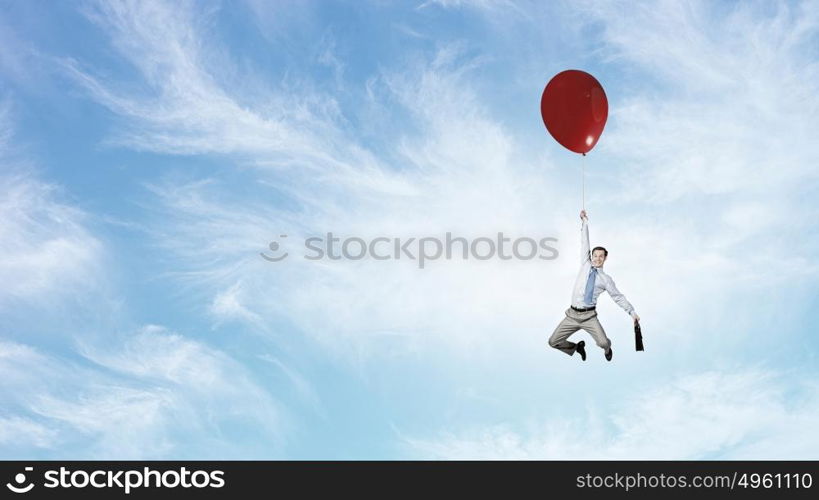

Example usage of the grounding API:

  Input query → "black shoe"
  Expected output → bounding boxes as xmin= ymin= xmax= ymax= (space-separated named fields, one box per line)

xmin=605 ymin=347 xmax=613 ymax=361
xmin=576 ymin=341 xmax=586 ymax=361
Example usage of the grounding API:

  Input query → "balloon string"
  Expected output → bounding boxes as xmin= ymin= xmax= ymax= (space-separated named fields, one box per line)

xmin=582 ymin=153 xmax=586 ymax=211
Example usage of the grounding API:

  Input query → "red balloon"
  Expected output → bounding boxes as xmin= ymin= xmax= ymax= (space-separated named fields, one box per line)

xmin=540 ymin=70 xmax=608 ymax=154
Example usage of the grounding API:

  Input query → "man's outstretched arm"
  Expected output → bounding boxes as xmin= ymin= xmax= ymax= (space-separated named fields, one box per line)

xmin=606 ymin=278 xmax=641 ymax=324
xmin=580 ymin=209 xmax=590 ymax=264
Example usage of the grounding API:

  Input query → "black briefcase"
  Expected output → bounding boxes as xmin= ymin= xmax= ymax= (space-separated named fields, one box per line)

xmin=635 ymin=322 xmax=644 ymax=351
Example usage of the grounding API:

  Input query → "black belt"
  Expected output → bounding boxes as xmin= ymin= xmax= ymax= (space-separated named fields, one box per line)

xmin=571 ymin=305 xmax=596 ymax=312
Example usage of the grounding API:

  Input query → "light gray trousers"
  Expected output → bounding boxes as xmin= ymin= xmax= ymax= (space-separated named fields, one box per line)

xmin=549 ymin=307 xmax=611 ymax=355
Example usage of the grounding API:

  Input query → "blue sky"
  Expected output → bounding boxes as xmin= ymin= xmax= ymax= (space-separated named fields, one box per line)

xmin=1 ymin=0 xmax=819 ymax=459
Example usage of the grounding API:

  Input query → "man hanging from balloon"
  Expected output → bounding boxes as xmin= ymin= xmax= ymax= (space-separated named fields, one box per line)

xmin=541 ymin=70 xmax=643 ymax=362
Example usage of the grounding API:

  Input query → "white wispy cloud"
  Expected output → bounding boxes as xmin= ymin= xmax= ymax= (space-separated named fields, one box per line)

xmin=0 ymin=325 xmax=284 ymax=459
xmin=209 ymin=281 xmax=265 ymax=328
xmin=32 ymin=386 xmax=176 ymax=458
xmin=0 ymin=95 xmax=286 ymax=458
xmin=0 ymin=416 xmax=57 ymax=449
xmin=587 ymin=0 xmax=819 ymax=202
xmin=65 ymin=0 xmax=355 ymax=165
xmin=417 ymin=0 xmax=525 ymax=17
xmin=403 ymin=368 xmax=819 ymax=459
xmin=0 ymin=173 xmax=103 ymax=306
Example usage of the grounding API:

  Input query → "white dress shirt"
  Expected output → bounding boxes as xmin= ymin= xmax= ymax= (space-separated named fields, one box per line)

xmin=571 ymin=219 xmax=637 ymax=318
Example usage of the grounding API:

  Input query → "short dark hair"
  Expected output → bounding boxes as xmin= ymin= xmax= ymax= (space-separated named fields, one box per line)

xmin=592 ymin=246 xmax=608 ymax=257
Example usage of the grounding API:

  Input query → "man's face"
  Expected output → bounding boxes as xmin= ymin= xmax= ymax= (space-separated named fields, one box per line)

xmin=591 ymin=249 xmax=607 ymax=268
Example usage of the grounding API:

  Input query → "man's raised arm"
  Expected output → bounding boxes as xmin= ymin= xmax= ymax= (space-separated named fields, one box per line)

xmin=580 ymin=209 xmax=590 ymax=264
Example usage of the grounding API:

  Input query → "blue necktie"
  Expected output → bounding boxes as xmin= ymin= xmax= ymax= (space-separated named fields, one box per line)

xmin=584 ymin=267 xmax=597 ymax=305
